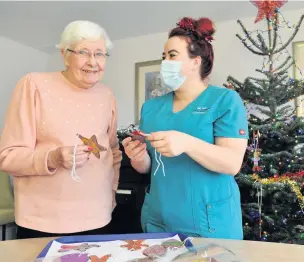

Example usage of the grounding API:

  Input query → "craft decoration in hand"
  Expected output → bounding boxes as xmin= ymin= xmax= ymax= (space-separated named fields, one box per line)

xmin=118 ymin=124 xmax=150 ymax=143
xmin=126 ymin=129 xmax=150 ymax=143
xmin=58 ymin=243 xmax=100 ymax=253
xmin=54 ymin=253 xmax=89 ymax=262
xmin=120 ymin=240 xmax=149 ymax=251
xmin=132 ymin=130 xmax=150 ymax=137
xmin=130 ymin=130 xmax=150 ymax=143
xmin=89 ymin=254 xmax=112 ymax=262
xmin=77 ymin=134 xmax=107 ymax=159
xmin=142 ymin=244 xmax=167 ymax=257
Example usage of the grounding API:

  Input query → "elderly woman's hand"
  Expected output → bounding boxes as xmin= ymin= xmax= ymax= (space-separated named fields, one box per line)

xmin=47 ymin=145 xmax=92 ymax=170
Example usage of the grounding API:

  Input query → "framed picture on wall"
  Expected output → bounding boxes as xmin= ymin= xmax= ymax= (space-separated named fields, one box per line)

xmin=292 ymin=41 xmax=304 ymax=117
xmin=135 ymin=59 xmax=170 ymax=123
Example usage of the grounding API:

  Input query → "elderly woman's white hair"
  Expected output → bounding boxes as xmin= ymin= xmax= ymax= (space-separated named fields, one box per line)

xmin=56 ymin=20 xmax=113 ymax=51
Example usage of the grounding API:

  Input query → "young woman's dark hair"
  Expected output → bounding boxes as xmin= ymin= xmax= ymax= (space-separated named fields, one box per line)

xmin=169 ymin=17 xmax=215 ymax=80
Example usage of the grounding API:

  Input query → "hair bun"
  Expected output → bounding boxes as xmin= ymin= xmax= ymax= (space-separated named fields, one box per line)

xmin=195 ymin=17 xmax=215 ymax=39
xmin=177 ymin=17 xmax=196 ymax=31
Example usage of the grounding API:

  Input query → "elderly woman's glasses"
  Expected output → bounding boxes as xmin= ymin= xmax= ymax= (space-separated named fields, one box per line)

xmin=67 ymin=49 xmax=109 ymax=60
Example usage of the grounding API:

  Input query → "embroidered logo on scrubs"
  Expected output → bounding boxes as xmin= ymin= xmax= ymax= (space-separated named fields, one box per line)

xmin=193 ymin=107 xmax=209 ymax=114
xmin=239 ymin=129 xmax=246 ymax=135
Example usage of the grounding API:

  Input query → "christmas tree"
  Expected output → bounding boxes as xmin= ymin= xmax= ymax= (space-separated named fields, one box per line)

xmin=224 ymin=0 xmax=304 ymax=244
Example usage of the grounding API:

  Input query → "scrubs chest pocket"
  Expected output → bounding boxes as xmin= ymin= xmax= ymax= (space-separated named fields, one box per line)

xmin=190 ymin=112 xmax=214 ymax=142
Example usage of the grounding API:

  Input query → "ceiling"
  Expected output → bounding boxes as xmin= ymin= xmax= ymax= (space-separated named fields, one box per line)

xmin=1 ymin=1 xmax=303 ymax=54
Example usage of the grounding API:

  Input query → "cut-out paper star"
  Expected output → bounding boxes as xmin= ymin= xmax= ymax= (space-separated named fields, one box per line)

xmin=120 ymin=240 xmax=149 ymax=251
xmin=77 ymin=134 xmax=107 ymax=159
xmin=89 ymin=254 xmax=112 ymax=262
xmin=251 ymin=0 xmax=287 ymax=23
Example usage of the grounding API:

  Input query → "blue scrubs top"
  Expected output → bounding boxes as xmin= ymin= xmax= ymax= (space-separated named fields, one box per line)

xmin=139 ymin=85 xmax=249 ymax=240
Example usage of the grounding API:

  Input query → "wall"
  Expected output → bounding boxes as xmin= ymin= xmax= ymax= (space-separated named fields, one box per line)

xmin=0 ymin=36 xmax=49 ymax=130
xmin=47 ymin=8 xmax=304 ymax=127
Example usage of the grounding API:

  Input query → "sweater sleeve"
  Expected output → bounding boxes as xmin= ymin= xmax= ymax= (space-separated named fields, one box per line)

xmin=108 ymin=96 xmax=122 ymax=191
xmin=0 ymin=73 xmax=56 ymax=176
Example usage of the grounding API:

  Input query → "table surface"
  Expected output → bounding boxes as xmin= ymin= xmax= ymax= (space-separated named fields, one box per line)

xmin=0 ymin=236 xmax=303 ymax=262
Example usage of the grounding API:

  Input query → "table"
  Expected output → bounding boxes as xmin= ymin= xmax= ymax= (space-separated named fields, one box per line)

xmin=0 ymin=236 xmax=303 ymax=261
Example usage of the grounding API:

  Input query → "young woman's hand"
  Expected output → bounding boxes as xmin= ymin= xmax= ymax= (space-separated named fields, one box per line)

xmin=122 ymin=137 xmax=148 ymax=162
xmin=146 ymin=131 xmax=188 ymax=157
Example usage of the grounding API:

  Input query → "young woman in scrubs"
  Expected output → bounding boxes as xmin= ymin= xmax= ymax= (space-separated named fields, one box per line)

xmin=122 ymin=17 xmax=248 ymax=239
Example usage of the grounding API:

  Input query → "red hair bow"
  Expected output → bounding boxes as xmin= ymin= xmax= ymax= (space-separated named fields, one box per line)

xmin=177 ymin=17 xmax=195 ymax=32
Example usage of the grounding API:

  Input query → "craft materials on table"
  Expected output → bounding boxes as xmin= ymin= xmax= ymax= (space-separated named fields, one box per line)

xmin=34 ymin=234 xmax=243 ymax=262
xmin=35 ymin=235 xmax=188 ymax=262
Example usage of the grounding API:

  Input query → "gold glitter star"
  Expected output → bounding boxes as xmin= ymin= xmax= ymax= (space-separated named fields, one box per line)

xmin=77 ymin=134 xmax=107 ymax=159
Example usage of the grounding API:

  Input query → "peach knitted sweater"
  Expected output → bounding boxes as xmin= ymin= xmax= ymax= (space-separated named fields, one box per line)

xmin=0 ymin=71 xmax=121 ymax=233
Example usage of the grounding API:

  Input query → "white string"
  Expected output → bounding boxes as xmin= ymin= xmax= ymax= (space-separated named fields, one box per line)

xmin=153 ymin=148 xmax=166 ymax=177
xmin=153 ymin=148 xmax=160 ymax=176
xmin=71 ymin=135 xmax=81 ymax=182
xmin=160 ymin=153 xmax=166 ymax=177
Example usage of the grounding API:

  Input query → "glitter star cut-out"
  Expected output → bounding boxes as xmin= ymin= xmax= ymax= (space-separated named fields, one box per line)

xmin=251 ymin=0 xmax=287 ymax=23
xmin=77 ymin=134 xmax=107 ymax=159
xmin=120 ymin=240 xmax=149 ymax=251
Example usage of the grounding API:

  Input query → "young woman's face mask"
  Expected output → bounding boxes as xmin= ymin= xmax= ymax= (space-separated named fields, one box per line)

xmin=160 ymin=37 xmax=201 ymax=91
xmin=160 ymin=60 xmax=187 ymax=91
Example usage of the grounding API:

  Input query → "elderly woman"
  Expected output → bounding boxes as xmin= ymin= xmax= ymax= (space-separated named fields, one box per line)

xmin=0 ymin=20 xmax=122 ymax=239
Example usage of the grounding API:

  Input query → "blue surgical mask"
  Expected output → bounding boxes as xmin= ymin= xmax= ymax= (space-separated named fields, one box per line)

xmin=160 ymin=60 xmax=187 ymax=91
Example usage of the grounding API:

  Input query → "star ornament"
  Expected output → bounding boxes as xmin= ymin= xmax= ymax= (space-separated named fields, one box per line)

xmin=251 ymin=0 xmax=287 ymax=23
xmin=77 ymin=134 xmax=107 ymax=159
xmin=120 ymin=240 xmax=149 ymax=251
xmin=89 ymin=255 xmax=112 ymax=262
